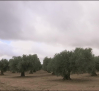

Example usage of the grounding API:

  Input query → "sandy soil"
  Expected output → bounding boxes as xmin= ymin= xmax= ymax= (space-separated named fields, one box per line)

xmin=0 ymin=70 xmax=99 ymax=90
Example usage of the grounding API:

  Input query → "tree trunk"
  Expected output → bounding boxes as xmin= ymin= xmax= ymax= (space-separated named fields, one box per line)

xmin=29 ymin=70 xmax=33 ymax=74
xmin=21 ymin=72 xmax=25 ymax=77
xmin=33 ymin=69 xmax=36 ymax=72
xmin=47 ymin=70 xmax=51 ymax=73
xmin=1 ymin=70 xmax=4 ymax=75
xmin=12 ymin=71 xmax=15 ymax=73
xmin=63 ymin=71 xmax=71 ymax=80
xmin=91 ymin=71 xmax=97 ymax=76
xmin=52 ymin=72 xmax=55 ymax=75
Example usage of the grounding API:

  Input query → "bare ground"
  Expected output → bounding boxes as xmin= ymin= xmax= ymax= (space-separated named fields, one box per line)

xmin=0 ymin=70 xmax=99 ymax=90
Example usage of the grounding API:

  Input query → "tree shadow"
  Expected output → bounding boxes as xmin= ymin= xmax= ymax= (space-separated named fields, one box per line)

xmin=0 ymin=74 xmax=9 ymax=76
xmin=85 ymin=74 xmax=99 ymax=77
xmin=47 ymin=78 xmax=92 ymax=83
xmin=10 ymin=76 xmax=38 ymax=78
xmin=8 ymin=73 xmax=54 ymax=79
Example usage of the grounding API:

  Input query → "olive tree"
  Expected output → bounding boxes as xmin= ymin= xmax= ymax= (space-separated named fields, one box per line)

xmin=49 ymin=48 xmax=94 ymax=80
xmin=89 ymin=56 xmax=99 ymax=76
xmin=0 ymin=59 xmax=9 ymax=75
xmin=73 ymin=48 xmax=94 ymax=73
xmin=42 ymin=57 xmax=51 ymax=72
xmin=18 ymin=55 xmax=31 ymax=76
xmin=9 ymin=57 xmax=20 ymax=73
xmin=9 ymin=55 xmax=30 ymax=76
xmin=51 ymin=50 xmax=73 ymax=80
xmin=9 ymin=54 xmax=41 ymax=76
xmin=94 ymin=56 xmax=99 ymax=72
xmin=28 ymin=54 xmax=41 ymax=74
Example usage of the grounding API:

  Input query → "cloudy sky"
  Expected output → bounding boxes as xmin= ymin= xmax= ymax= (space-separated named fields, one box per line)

xmin=0 ymin=1 xmax=99 ymax=63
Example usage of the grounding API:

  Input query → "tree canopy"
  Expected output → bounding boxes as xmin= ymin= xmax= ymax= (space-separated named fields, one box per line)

xmin=0 ymin=59 xmax=9 ymax=75
xmin=0 ymin=47 xmax=99 ymax=80
xmin=46 ymin=48 xmax=95 ymax=80
xmin=42 ymin=57 xmax=51 ymax=73
xmin=9 ymin=54 xmax=41 ymax=76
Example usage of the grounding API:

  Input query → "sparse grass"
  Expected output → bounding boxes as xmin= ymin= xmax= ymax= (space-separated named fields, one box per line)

xmin=0 ymin=70 xmax=99 ymax=90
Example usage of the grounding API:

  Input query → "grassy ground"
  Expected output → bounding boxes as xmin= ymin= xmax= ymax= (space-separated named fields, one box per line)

xmin=0 ymin=70 xmax=99 ymax=90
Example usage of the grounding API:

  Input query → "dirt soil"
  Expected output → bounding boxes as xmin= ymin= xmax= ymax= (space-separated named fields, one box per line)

xmin=0 ymin=70 xmax=99 ymax=90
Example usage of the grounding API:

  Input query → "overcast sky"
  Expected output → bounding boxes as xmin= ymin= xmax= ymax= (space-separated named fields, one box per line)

xmin=0 ymin=1 xmax=99 ymax=63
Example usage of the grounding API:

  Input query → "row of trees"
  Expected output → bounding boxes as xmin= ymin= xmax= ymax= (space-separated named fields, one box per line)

xmin=43 ymin=48 xmax=99 ymax=80
xmin=0 ymin=54 xmax=42 ymax=76
xmin=1 ymin=47 xmax=99 ymax=79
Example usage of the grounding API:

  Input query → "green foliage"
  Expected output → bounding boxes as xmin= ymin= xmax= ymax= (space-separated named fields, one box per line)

xmin=73 ymin=48 xmax=94 ymax=73
xmin=51 ymin=50 xmax=73 ymax=80
xmin=9 ymin=54 xmax=41 ymax=76
xmin=46 ymin=48 xmax=95 ymax=80
xmin=0 ymin=47 xmax=97 ymax=79
xmin=28 ymin=54 xmax=41 ymax=74
xmin=17 ymin=55 xmax=30 ymax=72
xmin=0 ymin=59 xmax=9 ymax=75
xmin=9 ymin=56 xmax=21 ymax=72
xmin=87 ymin=55 xmax=99 ymax=76
xmin=94 ymin=56 xmax=99 ymax=71
xmin=47 ymin=58 xmax=53 ymax=73
xmin=42 ymin=57 xmax=51 ymax=72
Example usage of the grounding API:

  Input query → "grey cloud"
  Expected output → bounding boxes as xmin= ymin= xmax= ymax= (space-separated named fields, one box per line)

xmin=1 ymin=1 xmax=99 ymax=53
xmin=25 ymin=1 xmax=83 ymax=34
xmin=0 ymin=1 xmax=37 ymax=40
xmin=0 ymin=2 xmax=23 ymax=39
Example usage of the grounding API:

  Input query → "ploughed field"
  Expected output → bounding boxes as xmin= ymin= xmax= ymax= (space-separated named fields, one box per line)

xmin=0 ymin=70 xmax=99 ymax=90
